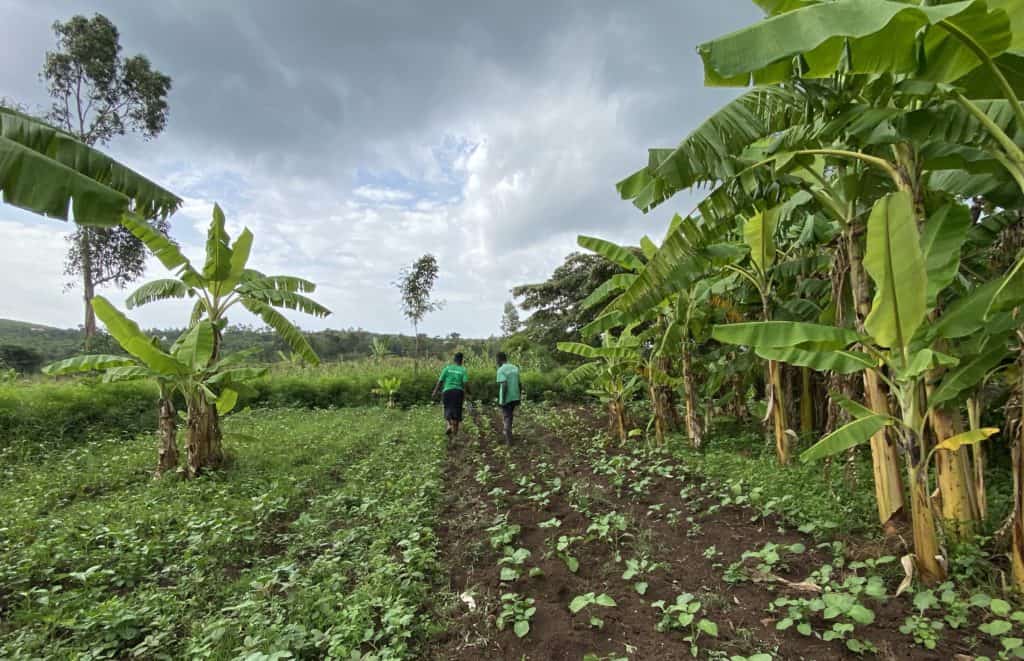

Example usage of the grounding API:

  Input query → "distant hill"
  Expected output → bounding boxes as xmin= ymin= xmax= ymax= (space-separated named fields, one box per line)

xmin=0 ymin=318 xmax=498 ymax=372
xmin=0 ymin=319 xmax=93 ymax=366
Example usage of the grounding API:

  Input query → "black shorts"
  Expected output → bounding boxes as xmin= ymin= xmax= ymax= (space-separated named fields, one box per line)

xmin=443 ymin=389 xmax=464 ymax=421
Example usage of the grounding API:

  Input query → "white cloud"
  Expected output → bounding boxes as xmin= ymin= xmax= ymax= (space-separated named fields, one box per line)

xmin=352 ymin=185 xmax=415 ymax=203
xmin=0 ymin=0 xmax=760 ymax=338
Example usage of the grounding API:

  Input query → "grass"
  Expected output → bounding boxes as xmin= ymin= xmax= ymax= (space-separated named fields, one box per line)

xmin=0 ymin=406 xmax=446 ymax=659
xmin=0 ymin=358 xmax=583 ymax=450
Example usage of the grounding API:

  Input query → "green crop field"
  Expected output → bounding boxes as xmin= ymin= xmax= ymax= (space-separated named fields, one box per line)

xmin=6 ymin=1 xmax=1024 ymax=658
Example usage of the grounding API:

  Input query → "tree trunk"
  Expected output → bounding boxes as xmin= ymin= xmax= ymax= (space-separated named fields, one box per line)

xmin=648 ymin=379 xmax=665 ymax=445
xmin=681 ymin=342 xmax=703 ymax=448
xmin=81 ymin=229 xmax=97 ymax=343
xmin=902 ymin=384 xmax=947 ymax=585
xmin=848 ymin=229 xmax=906 ymax=526
xmin=967 ymin=397 xmax=988 ymax=520
xmin=930 ymin=405 xmax=980 ymax=540
xmin=186 ymin=327 xmax=224 ymax=477
xmin=800 ymin=367 xmax=814 ymax=436
xmin=186 ymin=391 xmax=223 ymax=477
xmin=156 ymin=395 xmax=179 ymax=475
xmin=768 ymin=359 xmax=789 ymax=464
xmin=1011 ymin=334 xmax=1024 ymax=591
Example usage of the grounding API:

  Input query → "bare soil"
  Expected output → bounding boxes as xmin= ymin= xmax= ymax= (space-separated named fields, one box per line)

xmin=429 ymin=405 xmax=990 ymax=660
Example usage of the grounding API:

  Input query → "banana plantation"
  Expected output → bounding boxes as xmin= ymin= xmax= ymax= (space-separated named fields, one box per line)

xmin=5 ymin=0 xmax=1024 ymax=659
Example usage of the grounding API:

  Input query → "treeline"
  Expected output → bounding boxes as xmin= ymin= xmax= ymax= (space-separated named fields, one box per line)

xmin=0 ymin=318 xmax=507 ymax=373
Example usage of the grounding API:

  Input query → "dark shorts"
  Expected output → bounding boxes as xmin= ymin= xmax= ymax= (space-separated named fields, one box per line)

xmin=443 ymin=389 xmax=464 ymax=421
xmin=501 ymin=401 xmax=520 ymax=416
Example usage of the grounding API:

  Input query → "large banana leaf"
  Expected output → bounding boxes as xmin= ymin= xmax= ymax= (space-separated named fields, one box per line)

xmin=920 ymin=203 xmax=972 ymax=307
xmin=102 ymin=366 xmax=155 ymax=382
xmin=930 ymin=337 xmax=1010 ymax=408
xmin=240 ymin=273 xmax=317 ymax=293
xmin=863 ymin=192 xmax=928 ymax=350
xmin=743 ymin=206 xmax=781 ymax=272
xmin=91 ymin=296 xmax=189 ymax=376
xmin=125 ymin=279 xmax=190 ymax=309
xmin=580 ymin=274 xmax=637 ymax=311
xmin=615 ymin=215 xmax=739 ymax=318
xmin=171 ymin=321 xmax=216 ymax=371
xmin=0 ymin=106 xmax=181 ymax=225
xmin=577 ymin=236 xmax=645 ymax=272
xmin=203 ymin=203 xmax=233 ymax=282
xmin=42 ymin=354 xmax=137 ymax=375
xmin=121 ymin=214 xmax=196 ymax=277
xmin=712 ymin=321 xmax=860 ymax=350
xmin=556 ymin=342 xmax=640 ymax=361
xmin=580 ymin=311 xmax=625 ymax=338
xmin=617 ymin=86 xmax=804 ymax=211
xmin=754 ymin=346 xmax=875 ymax=374
xmin=930 ymin=278 xmax=1006 ymax=340
xmin=238 ymin=288 xmax=332 ymax=318
xmin=800 ymin=414 xmax=891 ymax=463
xmin=242 ymin=299 xmax=320 ymax=366
xmin=207 ymin=366 xmax=269 ymax=387
xmin=699 ymin=0 xmax=1012 ymax=86
xmin=563 ymin=361 xmax=601 ymax=388
xmin=988 ymin=252 xmax=1024 ymax=315
xmin=220 ymin=228 xmax=254 ymax=293
xmin=934 ymin=427 xmax=1001 ymax=452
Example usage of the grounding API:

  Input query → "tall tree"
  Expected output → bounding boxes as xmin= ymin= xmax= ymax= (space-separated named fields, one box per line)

xmin=500 ymin=300 xmax=521 ymax=337
xmin=42 ymin=13 xmax=172 ymax=339
xmin=395 ymin=254 xmax=443 ymax=363
xmin=512 ymin=252 xmax=627 ymax=353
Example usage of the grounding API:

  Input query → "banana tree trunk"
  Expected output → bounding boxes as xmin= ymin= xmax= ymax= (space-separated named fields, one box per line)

xmin=768 ymin=359 xmax=789 ymax=464
xmin=800 ymin=367 xmax=814 ymax=435
xmin=188 ymin=327 xmax=224 ymax=477
xmin=681 ymin=342 xmax=703 ymax=448
xmin=848 ymin=230 xmax=906 ymax=525
xmin=186 ymin=391 xmax=223 ymax=477
xmin=901 ymin=388 xmax=947 ymax=585
xmin=967 ymin=397 xmax=988 ymax=520
xmin=930 ymin=405 xmax=979 ymax=540
xmin=156 ymin=395 xmax=179 ymax=475
xmin=1012 ymin=333 xmax=1024 ymax=591
xmin=648 ymin=379 xmax=666 ymax=445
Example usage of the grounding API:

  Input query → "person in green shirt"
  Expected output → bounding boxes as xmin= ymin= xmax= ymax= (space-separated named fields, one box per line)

xmin=432 ymin=352 xmax=469 ymax=438
xmin=496 ymin=352 xmax=521 ymax=444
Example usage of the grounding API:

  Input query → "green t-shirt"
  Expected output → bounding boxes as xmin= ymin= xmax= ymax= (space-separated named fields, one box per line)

xmin=438 ymin=364 xmax=468 ymax=392
xmin=496 ymin=363 xmax=521 ymax=405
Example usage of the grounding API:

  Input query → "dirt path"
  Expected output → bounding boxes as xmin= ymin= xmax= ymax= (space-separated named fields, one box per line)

xmin=430 ymin=405 xmax=981 ymax=660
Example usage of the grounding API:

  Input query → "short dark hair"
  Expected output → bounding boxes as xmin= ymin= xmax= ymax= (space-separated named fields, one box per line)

xmin=453 ymin=352 xmax=464 ymax=364
xmin=496 ymin=351 xmax=508 ymax=363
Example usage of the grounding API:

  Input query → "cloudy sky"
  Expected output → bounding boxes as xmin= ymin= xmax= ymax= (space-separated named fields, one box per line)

xmin=1 ymin=0 xmax=760 ymax=337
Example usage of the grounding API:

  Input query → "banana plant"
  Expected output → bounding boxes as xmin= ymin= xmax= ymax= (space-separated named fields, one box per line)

xmin=372 ymin=377 xmax=402 ymax=408
xmin=119 ymin=204 xmax=330 ymax=473
xmin=712 ymin=191 xmax=1024 ymax=584
xmin=558 ymin=330 xmax=644 ymax=443
xmin=370 ymin=338 xmax=392 ymax=361
xmin=43 ymin=296 xmax=267 ymax=476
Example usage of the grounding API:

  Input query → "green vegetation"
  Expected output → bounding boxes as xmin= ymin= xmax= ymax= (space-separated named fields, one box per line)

xmin=0 ymin=406 xmax=445 ymax=659
xmin=6 ymin=1 xmax=1024 ymax=658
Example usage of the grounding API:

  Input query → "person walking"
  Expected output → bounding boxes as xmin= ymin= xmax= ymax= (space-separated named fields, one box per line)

xmin=496 ymin=351 xmax=521 ymax=444
xmin=433 ymin=352 xmax=469 ymax=438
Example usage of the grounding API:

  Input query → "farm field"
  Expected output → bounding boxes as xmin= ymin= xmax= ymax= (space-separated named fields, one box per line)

xmin=0 ymin=407 xmax=445 ymax=659
xmin=4 ymin=400 xmax=1024 ymax=659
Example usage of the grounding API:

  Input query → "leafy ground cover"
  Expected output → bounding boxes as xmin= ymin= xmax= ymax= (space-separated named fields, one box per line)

xmin=0 ymin=406 xmax=445 ymax=659
xmin=432 ymin=404 xmax=1021 ymax=660
xmin=5 ymin=401 xmax=1024 ymax=659
xmin=0 ymin=360 xmax=581 ymax=450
